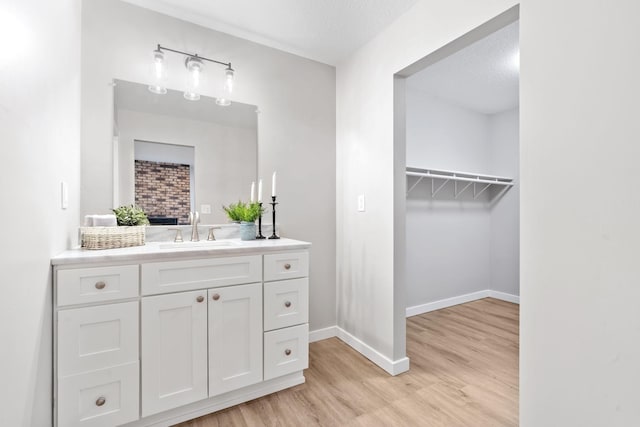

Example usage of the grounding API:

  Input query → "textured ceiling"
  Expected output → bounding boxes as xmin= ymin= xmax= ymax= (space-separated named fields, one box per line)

xmin=121 ymin=0 xmax=419 ymax=65
xmin=406 ymin=21 xmax=519 ymax=114
xmin=115 ymin=80 xmax=258 ymax=129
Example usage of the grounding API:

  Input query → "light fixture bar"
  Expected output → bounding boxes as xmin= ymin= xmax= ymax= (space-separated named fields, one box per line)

xmin=156 ymin=44 xmax=233 ymax=70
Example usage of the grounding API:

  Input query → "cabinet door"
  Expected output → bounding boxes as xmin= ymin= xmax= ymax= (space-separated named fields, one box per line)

xmin=208 ymin=283 xmax=263 ymax=396
xmin=141 ymin=290 xmax=208 ymax=417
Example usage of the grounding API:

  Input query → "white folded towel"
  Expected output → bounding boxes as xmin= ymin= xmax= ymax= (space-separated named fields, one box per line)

xmin=84 ymin=214 xmax=118 ymax=227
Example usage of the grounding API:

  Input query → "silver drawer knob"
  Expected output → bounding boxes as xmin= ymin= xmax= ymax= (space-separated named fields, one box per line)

xmin=95 ymin=396 xmax=106 ymax=407
xmin=284 ymin=301 xmax=292 ymax=308
xmin=284 ymin=349 xmax=292 ymax=356
xmin=95 ymin=281 xmax=106 ymax=290
xmin=212 ymin=293 xmax=220 ymax=301
xmin=196 ymin=296 xmax=204 ymax=303
xmin=284 ymin=263 xmax=291 ymax=270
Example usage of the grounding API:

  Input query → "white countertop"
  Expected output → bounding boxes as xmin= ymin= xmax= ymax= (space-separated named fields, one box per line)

xmin=51 ymin=238 xmax=311 ymax=266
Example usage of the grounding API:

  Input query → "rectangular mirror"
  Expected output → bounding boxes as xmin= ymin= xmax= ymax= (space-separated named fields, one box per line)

xmin=113 ymin=79 xmax=258 ymax=224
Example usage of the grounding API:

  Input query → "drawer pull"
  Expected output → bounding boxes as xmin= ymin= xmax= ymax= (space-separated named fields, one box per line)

xmin=284 ymin=263 xmax=291 ymax=270
xmin=94 ymin=281 xmax=106 ymax=290
xmin=284 ymin=301 xmax=292 ymax=308
xmin=284 ymin=349 xmax=292 ymax=356
xmin=212 ymin=293 xmax=220 ymax=301
xmin=95 ymin=396 xmax=106 ymax=407
xmin=196 ymin=295 xmax=204 ymax=303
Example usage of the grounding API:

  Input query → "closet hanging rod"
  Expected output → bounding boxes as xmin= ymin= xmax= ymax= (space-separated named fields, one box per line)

xmin=406 ymin=171 xmax=514 ymax=186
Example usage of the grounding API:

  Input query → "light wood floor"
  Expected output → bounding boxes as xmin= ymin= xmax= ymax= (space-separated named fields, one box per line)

xmin=178 ymin=298 xmax=519 ymax=427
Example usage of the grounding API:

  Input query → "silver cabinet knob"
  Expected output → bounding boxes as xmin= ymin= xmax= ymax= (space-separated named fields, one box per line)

xmin=284 ymin=301 xmax=292 ymax=308
xmin=212 ymin=293 xmax=220 ymax=301
xmin=95 ymin=396 xmax=106 ymax=407
xmin=95 ymin=281 xmax=106 ymax=290
xmin=284 ymin=349 xmax=292 ymax=356
xmin=284 ymin=263 xmax=291 ymax=270
xmin=196 ymin=295 xmax=204 ymax=303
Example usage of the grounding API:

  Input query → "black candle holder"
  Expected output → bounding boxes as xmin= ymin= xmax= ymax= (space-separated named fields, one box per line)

xmin=256 ymin=202 xmax=266 ymax=239
xmin=268 ymin=196 xmax=280 ymax=239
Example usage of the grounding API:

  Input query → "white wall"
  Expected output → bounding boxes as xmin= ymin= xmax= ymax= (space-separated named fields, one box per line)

xmin=405 ymin=92 xmax=492 ymax=305
xmin=338 ymin=0 xmax=640 ymax=425
xmin=0 ymin=0 xmax=81 ymax=425
xmin=82 ymin=0 xmax=336 ymax=332
xmin=117 ymin=109 xmax=257 ymax=224
xmin=488 ymin=108 xmax=519 ymax=296
xmin=520 ymin=1 xmax=640 ymax=425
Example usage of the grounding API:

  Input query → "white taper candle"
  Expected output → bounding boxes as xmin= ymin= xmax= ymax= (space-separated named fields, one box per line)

xmin=271 ymin=171 xmax=277 ymax=197
xmin=258 ymin=179 xmax=263 ymax=202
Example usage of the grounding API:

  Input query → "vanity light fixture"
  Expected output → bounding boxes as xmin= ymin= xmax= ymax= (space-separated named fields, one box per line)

xmin=148 ymin=44 xmax=235 ymax=106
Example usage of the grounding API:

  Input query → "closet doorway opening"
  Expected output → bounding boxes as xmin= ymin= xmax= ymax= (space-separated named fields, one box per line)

xmin=393 ymin=6 xmax=520 ymax=421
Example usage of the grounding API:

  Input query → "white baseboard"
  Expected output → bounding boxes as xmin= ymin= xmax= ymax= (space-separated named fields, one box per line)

xmin=406 ymin=289 xmax=519 ymax=317
xmin=488 ymin=290 xmax=520 ymax=304
xmin=406 ymin=290 xmax=490 ymax=317
xmin=309 ymin=325 xmax=408 ymax=375
xmin=309 ymin=326 xmax=338 ymax=343
xmin=335 ymin=327 xmax=410 ymax=376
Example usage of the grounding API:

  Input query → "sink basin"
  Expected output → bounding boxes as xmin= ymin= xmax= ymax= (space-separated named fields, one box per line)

xmin=158 ymin=240 xmax=238 ymax=250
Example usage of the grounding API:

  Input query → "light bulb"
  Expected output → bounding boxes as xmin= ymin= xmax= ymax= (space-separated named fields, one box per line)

xmin=184 ymin=56 xmax=203 ymax=101
xmin=148 ymin=48 xmax=167 ymax=95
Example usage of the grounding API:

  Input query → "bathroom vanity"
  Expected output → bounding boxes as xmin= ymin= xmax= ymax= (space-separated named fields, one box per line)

xmin=51 ymin=238 xmax=310 ymax=427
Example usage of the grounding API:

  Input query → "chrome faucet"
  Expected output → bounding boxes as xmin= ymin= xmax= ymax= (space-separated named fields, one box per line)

xmin=189 ymin=211 xmax=200 ymax=241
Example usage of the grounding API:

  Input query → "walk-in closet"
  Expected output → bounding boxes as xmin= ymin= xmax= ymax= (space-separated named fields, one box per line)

xmin=405 ymin=21 xmax=520 ymax=316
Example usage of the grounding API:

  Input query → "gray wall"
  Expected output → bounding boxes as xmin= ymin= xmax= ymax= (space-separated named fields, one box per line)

xmin=82 ymin=0 xmax=336 ymax=331
xmin=405 ymin=92 xmax=492 ymax=305
xmin=488 ymin=108 xmax=519 ymax=296
xmin=0 ymin=0 xmax=81 ymax=425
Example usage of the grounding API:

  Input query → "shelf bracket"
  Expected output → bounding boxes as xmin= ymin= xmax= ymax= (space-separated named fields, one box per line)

xmin=473 ymin=183 xmax=492 ymax=199
xmin=432 ymin=178 xmax=449 ymax=198
xmin=454 ymin=181 xmax=473 ymax=199
xmin=406 ymin=176 xmax=424 ymax=195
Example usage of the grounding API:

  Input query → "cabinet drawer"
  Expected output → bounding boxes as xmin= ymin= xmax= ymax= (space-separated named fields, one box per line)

xmin=263 ymin=252 xmax=309 ymax=282
xmin=264 ymin=324 xmax=309 ymax=381
xmin=264 ymin=278 xmax=309 ymax=331
xmin=57 ymin=265 xmax=139 ymax=306
xmin=58 ymin=301 xmax=138 ymax=377
xmin=141 ymin=255 xmax=261 ymax=295
xmin=58 ymin=362 xmax=139 ymax=427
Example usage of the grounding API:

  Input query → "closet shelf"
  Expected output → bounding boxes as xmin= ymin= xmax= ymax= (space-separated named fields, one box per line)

xmin=406 ymin=167 xmax=514 ymax=199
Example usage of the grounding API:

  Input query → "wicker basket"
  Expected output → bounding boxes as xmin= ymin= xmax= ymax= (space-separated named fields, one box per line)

xmin=81 ymin=226 xmax=146 ymax=250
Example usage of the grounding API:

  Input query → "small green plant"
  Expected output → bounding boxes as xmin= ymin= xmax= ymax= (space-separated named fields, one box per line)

xmin=222 ymin=201 xmax=264 ymax=223
xmin=112 ymin=205 xmax=150 ymax=226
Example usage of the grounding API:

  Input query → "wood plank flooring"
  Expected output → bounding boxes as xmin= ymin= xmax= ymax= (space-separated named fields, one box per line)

xmin=178 ymin=298 xmax=519 ymax=427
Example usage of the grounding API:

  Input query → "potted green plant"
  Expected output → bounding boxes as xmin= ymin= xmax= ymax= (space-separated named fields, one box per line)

xmin=112 ymin=205 xmax=150 ymax=226
xmin=222 ymin=201 xmax=264 ymax=240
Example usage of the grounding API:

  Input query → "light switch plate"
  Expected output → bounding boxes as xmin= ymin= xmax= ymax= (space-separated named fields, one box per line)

xmin=201 ymin=204 xmax=211 ymax=214
xmin=357 ymin=194 xmax=365 ymax=212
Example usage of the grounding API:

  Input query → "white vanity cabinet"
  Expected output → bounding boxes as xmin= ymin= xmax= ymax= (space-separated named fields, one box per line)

xmin=52 ymin=239 xmax=310 ymax=427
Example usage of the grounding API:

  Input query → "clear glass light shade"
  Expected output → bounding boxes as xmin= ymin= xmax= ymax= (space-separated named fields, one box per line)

xmin=215 ymin=67 xmax=234 ymax=107
xmin=184 ymin=56 xmax=203 ymax=101
xmin=224 ymin=68 xmax=234 ymax=93
xmin=148 ymin=49 xmax=167 ymax=95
